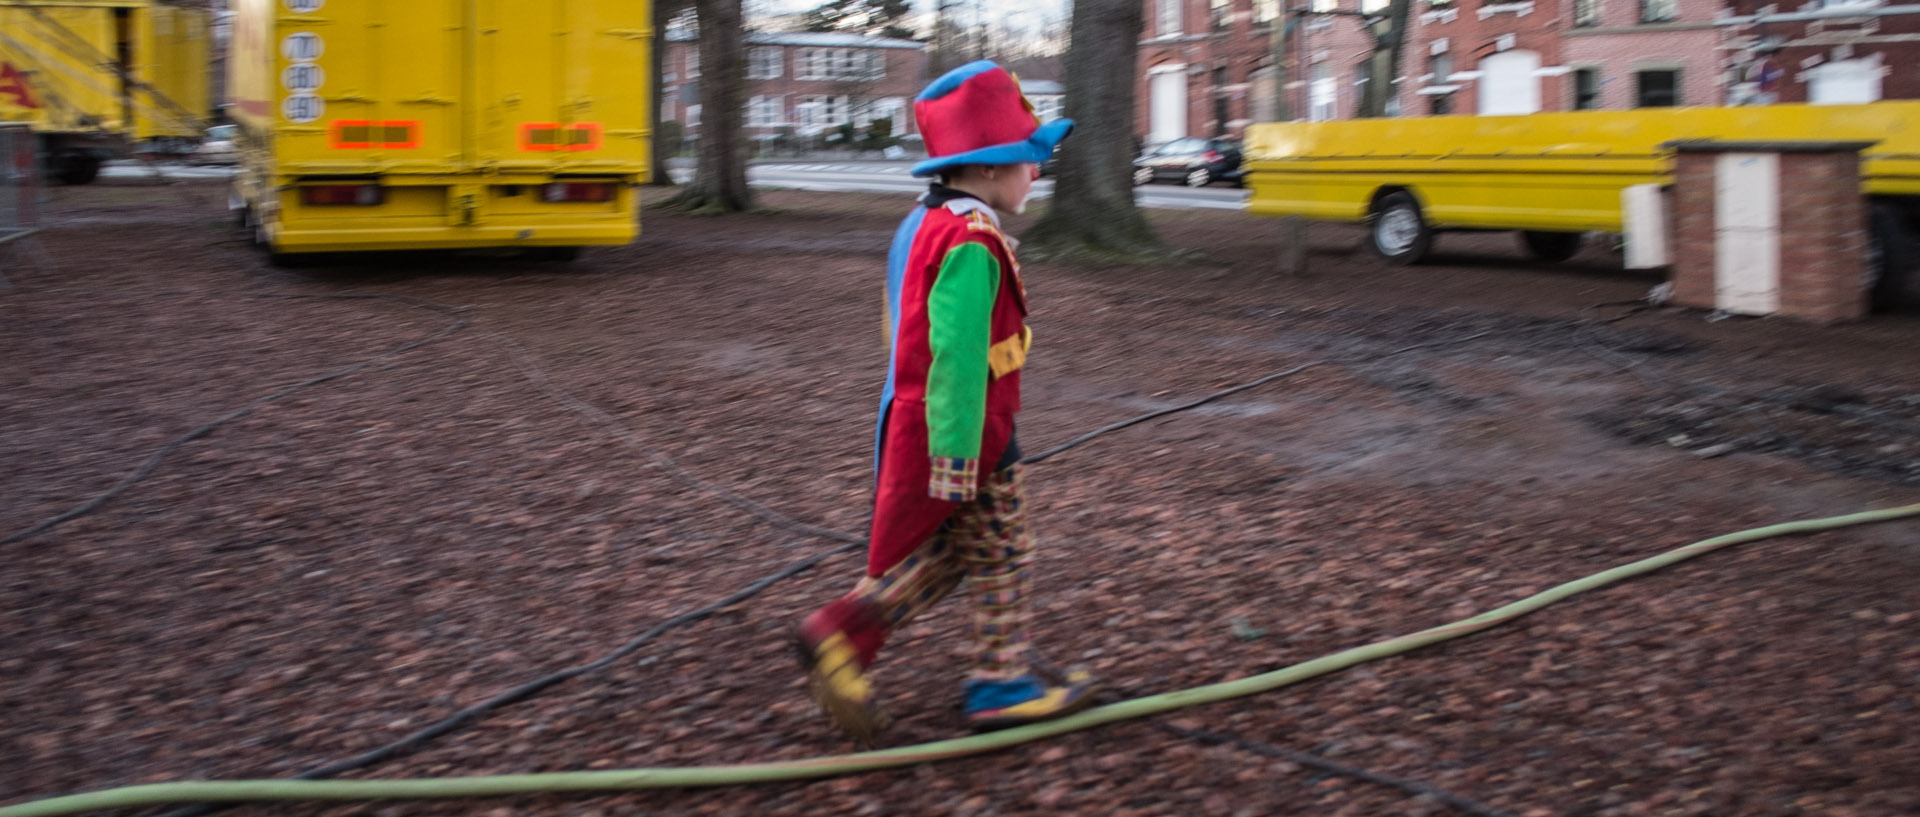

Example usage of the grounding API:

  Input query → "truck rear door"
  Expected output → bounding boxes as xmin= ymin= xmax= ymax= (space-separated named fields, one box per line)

xmin=471 ymin=0 xmax=649 ymax=174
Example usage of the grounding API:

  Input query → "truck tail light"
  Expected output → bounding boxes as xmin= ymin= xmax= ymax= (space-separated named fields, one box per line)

xmin=301 ymin=185 xmax=384 ymax=206
xmin=540 ymin=182 xmax=614 ymax=203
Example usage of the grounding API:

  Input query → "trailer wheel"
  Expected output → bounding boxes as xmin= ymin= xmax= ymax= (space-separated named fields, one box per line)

xmin=1868 ymin=201 xmax=1915 ymax=312
xmin=1369 ymin=191 xmax=1431 ymax=265
xmin=1520 ymin=230 xmax=1584 ymax=263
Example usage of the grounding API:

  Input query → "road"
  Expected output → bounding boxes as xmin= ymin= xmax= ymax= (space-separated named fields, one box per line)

xmin=728 ymin=161 xmax=1250 ymax=211
xmin=103 ymin=160 xmax=1250 ymax=211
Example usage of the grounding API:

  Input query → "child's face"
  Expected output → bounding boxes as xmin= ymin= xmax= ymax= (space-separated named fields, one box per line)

xmin=975 ymin=163 xmax=1040 ymax=215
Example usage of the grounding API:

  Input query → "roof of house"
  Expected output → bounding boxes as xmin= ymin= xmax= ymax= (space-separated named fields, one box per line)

xmin=666 ymin=29 xmax=925 ymax=50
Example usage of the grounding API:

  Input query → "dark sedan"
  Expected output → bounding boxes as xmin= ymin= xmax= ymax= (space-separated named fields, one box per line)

xmin=1133 ymin=137 xmax=1244 ymax=187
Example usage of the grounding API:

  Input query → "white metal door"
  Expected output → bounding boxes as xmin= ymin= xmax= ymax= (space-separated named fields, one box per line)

xmin=1149 ymin=66 xmax=1187 ymax=145
xmin=1714 ymin=153 xmax=1781 ymax=315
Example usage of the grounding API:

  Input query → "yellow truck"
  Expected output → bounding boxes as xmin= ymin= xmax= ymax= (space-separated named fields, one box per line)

xmin=228 ymin=0 xmax=652 ymax=262
xmin=1243 ymin=103 xmax=1920 ymax=309
xmin=0 ymin=0 xmax=210 ymax=184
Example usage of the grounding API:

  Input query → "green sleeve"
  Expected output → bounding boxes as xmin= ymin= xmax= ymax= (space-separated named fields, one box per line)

xmin=924 ymin=241 xmax=1002 ymax=461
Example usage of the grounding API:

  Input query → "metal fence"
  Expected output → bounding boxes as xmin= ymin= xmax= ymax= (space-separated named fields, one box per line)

xmin=1 ymin=122 xmax=45 ymax=287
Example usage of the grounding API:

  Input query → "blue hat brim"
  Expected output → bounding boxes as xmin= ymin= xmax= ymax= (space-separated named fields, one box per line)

xmin=910 ymin=118 xmax=1075 ymax=178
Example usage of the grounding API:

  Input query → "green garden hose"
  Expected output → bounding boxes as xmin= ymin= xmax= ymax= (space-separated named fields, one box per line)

xmin=5 ymin=502 xmax=1915 ymax=817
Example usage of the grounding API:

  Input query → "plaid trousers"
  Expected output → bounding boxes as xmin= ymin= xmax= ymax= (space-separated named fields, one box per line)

xmin=840 ymin=464 xmax=1036 ymax=680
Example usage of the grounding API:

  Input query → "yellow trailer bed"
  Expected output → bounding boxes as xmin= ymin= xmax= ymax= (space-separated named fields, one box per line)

xmin=1242 ymin=103 xmax=1920 ymax=307
xmin=0 ymin=0 xmax=210 ymax=182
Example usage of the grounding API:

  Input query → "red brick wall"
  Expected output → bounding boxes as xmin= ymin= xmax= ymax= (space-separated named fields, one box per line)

xmin=1777 ymin=152 xmax=1870 ymax=322
xmin=1668 ymin=152 xmax=1719 ymax=309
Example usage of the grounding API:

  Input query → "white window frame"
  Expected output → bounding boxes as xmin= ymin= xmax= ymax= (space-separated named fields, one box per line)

xmin=687 ymin=104 xmax=702 ymax=127
xmin=748 ymin=47 xmax=783 ymax=80
xmin=1158 ymin=0 xmax=1182 ymax=36
xmin=747 ymin=94 xmax=785 ymax=127
xmin=687 ymin=46 xmax=700 ymax=78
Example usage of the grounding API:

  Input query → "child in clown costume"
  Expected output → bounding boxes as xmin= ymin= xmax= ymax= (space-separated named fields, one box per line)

xmin=795 ymin=60 xmax=1098 ymax=741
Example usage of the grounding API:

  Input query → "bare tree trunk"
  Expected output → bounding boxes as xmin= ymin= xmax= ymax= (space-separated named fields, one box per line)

xmin=663 ymin=0 xmax=752 ymax=212
xmin=1021 ymin=0 xmax=1160 ymax=261
xmin=647 ymin=0 xmax=683 ymax=187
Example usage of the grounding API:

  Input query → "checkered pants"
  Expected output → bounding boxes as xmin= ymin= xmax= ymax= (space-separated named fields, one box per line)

xmin=845 ymin=464 xmax=1035 ymax=681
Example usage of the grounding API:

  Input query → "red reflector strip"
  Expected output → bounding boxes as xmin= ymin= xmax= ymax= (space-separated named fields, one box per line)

xmin=520 ymin=122 xmax=603 ymax=152
xmin=330 ymin=120 xmax=420 ymax=149
xmin=539 ymin=183 xmax=614 ymax=203
xmin=300 ymin=185 xmax=385 ymax=206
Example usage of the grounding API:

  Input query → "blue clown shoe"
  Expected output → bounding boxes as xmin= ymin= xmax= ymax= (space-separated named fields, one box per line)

xmin=961 ymin=670 xmax=1099 ymax=731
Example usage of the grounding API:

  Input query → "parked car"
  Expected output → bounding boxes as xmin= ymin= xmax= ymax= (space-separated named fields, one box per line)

xmin=189 ymin=124 xmax=239 ymax=165
xmin=1133 ymin=137 xmax=1244 ymax=187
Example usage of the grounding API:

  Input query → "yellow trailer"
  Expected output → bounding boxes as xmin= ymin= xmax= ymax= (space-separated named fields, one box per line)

xmin=1243 ymin=104 xmax=1920 ymax=307
xmin=228 ymin=0 xmax=652 ymax=261
xmin=0 ymin=0 xmax=211 ymax=183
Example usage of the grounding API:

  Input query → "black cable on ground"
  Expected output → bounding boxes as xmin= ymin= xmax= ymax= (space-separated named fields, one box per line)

xmin=1022 ymin=330 xmax=1498 ymax=464
xmin=141 ymin=318 xmax=1517 ymax=817
xmin=1 ymin=292 xmax=470 ymax=546
xmin=149 ymin=540 xmax=860 ymax=817
xmin=1156 ymin=723 xmax=1521 ymax=817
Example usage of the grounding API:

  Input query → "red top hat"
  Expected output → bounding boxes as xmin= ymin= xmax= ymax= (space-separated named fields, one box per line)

xmin=911 ymin=60 xmax=1074 ymax=178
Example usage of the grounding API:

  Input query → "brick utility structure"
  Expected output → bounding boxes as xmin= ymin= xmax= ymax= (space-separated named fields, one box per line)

xmin=1667 ymin=140 xmax=1876 ymax=323
xmin=662 ymin=31 xmax=928 ymax=145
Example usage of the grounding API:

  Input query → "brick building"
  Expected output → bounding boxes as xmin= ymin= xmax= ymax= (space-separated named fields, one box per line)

xmin=1139 ymin=0 xmax=1920 ymax=138
xmin=1404 ymin=0 xmax=1569 ymax=114
xmin=662 ymin=31 xmax=928 ymax=145
xmin=1720 ymin=2 xmax=1920 ymax=106
xmin=1558 ymin=0 xmax=1721 ymax=110
xmin=1137 ymin=0 xmax=1287 ymax=144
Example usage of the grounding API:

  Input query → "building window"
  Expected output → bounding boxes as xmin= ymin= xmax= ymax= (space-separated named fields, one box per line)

xmin=1313 ymin=0 xmax=1337 ymax=11
xmin=687 ymin=46 xmax=700 ymax=78
xmin=1635 ymin=69 xmax=1678 ymax=106
xmin=1640 ymin=0 xmax=1676 ymax=22
xmin=748 ymin=47 xmax=783 ymax=80
xmin=1429 ymin=0 xmax=1454 ymax=6
xmin=1032 ymin=95 xmax=1064 ymax=121
xmin=796 ymin=48 xmax=883 ymax=81
xmin=1573 ymin=67 xmax=1600 ymax=109
xmin=1574 ymin=0 xmax=1600 ymax=26
xmin=1211 ymin=0 xmax=1232 ymax=29
xmin=797 ymin=94 xmax=851 ymax=129
xmin=1158 ymin=0 xmax=1182 ymax=36
xmin=747 ymin=95 xmax=785 ymax=127
xmin=1431 ymin=93 xmax=1452 ymax=115
xmin=687 ymin=104 xmax=702 ymax=127
xmin=1255 ymin=0 xmax=1280 ymax=25
xmin=1432 ymin=53 xmax=1452 ymax=82
xmin=1309 ymin=62 xmax=1337 ymax=121
xmin=1362 ymin=0 xmax=1388 ymax=11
